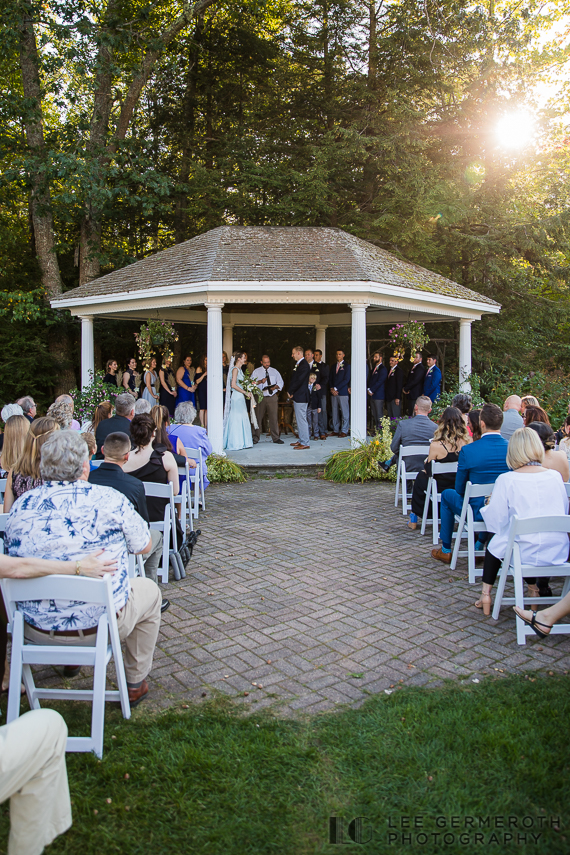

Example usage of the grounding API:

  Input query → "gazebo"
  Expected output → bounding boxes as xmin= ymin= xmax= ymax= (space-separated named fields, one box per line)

xmin=51 ymin=226 xmax=500 ymax=453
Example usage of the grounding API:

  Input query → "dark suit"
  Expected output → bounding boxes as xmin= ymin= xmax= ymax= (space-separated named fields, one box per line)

xmin=89 ymin=461 xmax=149 ymax=523
xmin=330 ymin=361 xmax=351 ymax=434
xmin=288 ymin=358 xmax=311 ymax=444
xmin=314 ymin=360 xmax=330 ymax=437
xmin=367 ymin=362 xmax=388 ymax=428
xmin=95 ymin=415 xmax=132 ymax=458
xmin=404 ymin=362 xmax=427 ymax=416
xmin=385 ymin=365 xmax=404 ymax=419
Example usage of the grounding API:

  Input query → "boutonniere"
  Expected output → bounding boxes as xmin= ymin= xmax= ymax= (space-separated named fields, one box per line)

xmin=293 ymin=364 xmax=298 ymax=371
xmin=338 ymin=360 xmax=344 ymax=368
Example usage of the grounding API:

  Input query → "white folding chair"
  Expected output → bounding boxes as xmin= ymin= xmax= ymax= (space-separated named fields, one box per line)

xmin=420 ymin=461 xmax=458 ymax=544
xmin=450 ymin=482 xmax=495 ymax=582
xmin=176 ymin=467 xmax=193 ymax=532
xmin=143 ymin=482 xmax=184 ymax=582
xmin=394 ymin=445 xmax=431 ymax=515
xmin=127 ymin=553 xmax=146 ymax=579
xmin=1 ymin=574 xmax=130 ymax=758
xmin=184 ymin=447 xmax=204 ymax=516
xmin=0 ymin=478 xmax=7 ymax=506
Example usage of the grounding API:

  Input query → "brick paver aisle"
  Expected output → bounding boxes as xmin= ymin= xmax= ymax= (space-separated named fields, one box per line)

xmin=149 ymin=478 xmax=570 ymax=714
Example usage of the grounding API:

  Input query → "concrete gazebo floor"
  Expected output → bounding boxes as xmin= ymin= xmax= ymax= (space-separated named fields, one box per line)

xmin=224 ymin=433 xmax=352 ymax=471
xmin=29 ymin=480 xmax=570 ymax=717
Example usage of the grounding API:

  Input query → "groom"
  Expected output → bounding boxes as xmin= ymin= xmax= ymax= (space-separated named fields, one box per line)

xmin=287 ymin=346 xmax=311 ymax=449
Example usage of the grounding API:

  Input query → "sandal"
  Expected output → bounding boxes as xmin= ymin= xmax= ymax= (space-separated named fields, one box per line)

xmin=513 ymin=607 xmax=551 ymax=639
xmin=475 ymin=592 xmax=492 ymax=616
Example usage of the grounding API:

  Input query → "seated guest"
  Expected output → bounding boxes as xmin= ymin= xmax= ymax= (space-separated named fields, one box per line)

xmin=91 ymin=400 xmax=113 ymax=434
xmin=408 ymin=407 xmax=470 ymax=530
xmin=432 ymin=403 xmax=509 ymax=565
xmin=95 ymin=393 xmax=135 ymax=457
xmin=475 ymin=428 xmax=568 ymax=614
xmin=523 ymin=405 xmax=550 ymax=426
xmin=82 ymin=431 xmax=97 ymax=469
xmin=468 ymin=409 xmax=481 ymax=441
xmin=16 ymin=395 xmax=37 ymax=423
xmin=380 ymin=395 xmax=436 ymax=473
xmin=515 ymin=587 xmax=570 ymax=639
xmin=0 ymin=415 xmax=29 ymax=478
xmin=451 ymin=393 xmax=472 ymax=432
xmin=151 ymin=405 xmax=189 ymax=464
xmin=527 ymin=421 xmax=569 ymax=482
xmin=55 ymin=394 xmax=80 ymax=429
xmin=558 ymin=416 xmax=570 ymax=461
xmin=170 ymin=401 xmax=212 ymax=488
xmin=500 ymin=395 xmax=524 ymax=440
xmin=521 ymin=395 xmax=539 ymax=414
xmin=47 ymin=400 xmax=73 ymax=430
xmin=3 ymin=417 xmax=60 ymax=512
xmin=135 ymin=398 xmax=152 ymax=415
xmin=88 ymin=432 xmax=166 ymax=599
xmin=1 ymin=403 xmax=24 ymax=422
xmin=5 ymin=430 xmax=160 ymax=706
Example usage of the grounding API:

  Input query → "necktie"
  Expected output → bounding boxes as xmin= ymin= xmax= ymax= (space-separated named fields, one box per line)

xmin=337 ymin=363 xmax=340 ymax=373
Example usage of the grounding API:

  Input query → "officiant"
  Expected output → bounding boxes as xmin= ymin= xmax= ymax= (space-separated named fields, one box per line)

xmin=251 ymin=355 xmax=284 ymax=444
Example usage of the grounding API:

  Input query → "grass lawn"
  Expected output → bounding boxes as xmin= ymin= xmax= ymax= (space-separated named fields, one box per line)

xmin=1 ymin=675 xmax=569 ymax=854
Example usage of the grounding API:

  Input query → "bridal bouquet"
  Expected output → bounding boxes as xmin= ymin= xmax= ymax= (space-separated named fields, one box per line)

xmin=240 ymin=371 xmax=264 ymax=403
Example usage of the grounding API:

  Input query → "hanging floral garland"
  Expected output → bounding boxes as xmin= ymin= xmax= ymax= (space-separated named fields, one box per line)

xmin=135 ymin=320 xmax=179 ymax=368
xmin=388 ymin=321 xmax=430 ymax=361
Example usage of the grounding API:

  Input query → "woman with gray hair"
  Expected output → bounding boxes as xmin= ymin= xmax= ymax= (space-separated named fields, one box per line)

xmin=46 ymin=400 xmax=73 ymax=430
xmin=170 ymin=401 xmax=212 ymax=488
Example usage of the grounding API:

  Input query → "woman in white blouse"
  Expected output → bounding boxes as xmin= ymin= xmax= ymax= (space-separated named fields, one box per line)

xmin=474 ymin=428 xmax=569 ymax=615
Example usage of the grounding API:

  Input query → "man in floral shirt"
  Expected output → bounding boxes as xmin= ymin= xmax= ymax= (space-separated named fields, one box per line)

xmin=6 ymin=430 xmax=161 ymax=707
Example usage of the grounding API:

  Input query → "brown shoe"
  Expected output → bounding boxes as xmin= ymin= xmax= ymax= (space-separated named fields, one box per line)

xmin=294 ymin=444 xmax=310 ymax=450
xmin=128 ymin=680 xmax=149 ymax=708
xmin=290 ymin=441 xmax=301 ymax=446
xmin=431 ymin=547 xmax=452 ymax=565
xmin=338 ymin=432 xmax=348 ymax=438
xmin=328 ymin=432 xmax=338 ymax=436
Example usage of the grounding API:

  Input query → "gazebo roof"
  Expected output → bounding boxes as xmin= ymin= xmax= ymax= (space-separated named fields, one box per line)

xmin=53 ymin=226 xmax=498 ymax=309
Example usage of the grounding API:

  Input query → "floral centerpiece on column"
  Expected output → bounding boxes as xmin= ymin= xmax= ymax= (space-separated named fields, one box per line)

xmin=388 ymin=321 xmax=430 ymax=361
xmin=135 ymin=320 xmax=179 ymax=368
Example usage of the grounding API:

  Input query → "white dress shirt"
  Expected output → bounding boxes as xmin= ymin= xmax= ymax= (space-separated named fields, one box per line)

xmin=250 ymin=366 xmax=284 ymax=397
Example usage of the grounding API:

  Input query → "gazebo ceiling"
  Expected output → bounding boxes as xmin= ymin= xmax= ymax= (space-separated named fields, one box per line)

xmin=51 ymin=226 xmax=500 ymax=322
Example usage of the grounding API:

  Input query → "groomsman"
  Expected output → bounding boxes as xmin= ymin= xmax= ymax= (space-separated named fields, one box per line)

xmin=385 ymin=356 xmax=404 ymax=419
xmin=423 ymin=355 xmax=442 ymax=402
xmin=314 ymin=349 xmax=329 ymax=439
xmin=367 ymin=351 xmax=388 ymax=431
xmin=251 ymin=355 xmax=284 ymax=444
xmin=403 ymin=351 xmax=427 ymax=417
xmin=330 ymin=349 xmax=350 ymax=437
xmin=287 ymin=346 xmax=311 ymax=449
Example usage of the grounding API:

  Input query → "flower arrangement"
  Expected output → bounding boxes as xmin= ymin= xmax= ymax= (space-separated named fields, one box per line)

xmin=70 ymin=371 xmax=121 ymax=425
xmin=206 ymin=454 xmax=247 ymax=483
xmin=135 ymin=320 xmax=179 ymax=368
xmin=323 ymin=418 xmax=397 ymax=483
xmin=388 ymin=321 xmax=430 ymax=361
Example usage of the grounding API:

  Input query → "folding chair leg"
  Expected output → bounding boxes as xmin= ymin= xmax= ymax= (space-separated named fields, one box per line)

xmin=394 ymin=465 xmax=400 ymax=507
xmin=450 ymin=520 xmax=463 ymax=571
xmin=513 ymin=565 xmax=527 ymax=645
xmin=467 ymin=523 xmax=476 ymax=584
xmin=420 ymin=479 xmax=431 ymax=536
xmin=90 ymin=619 xmax=108 ymax=759
xmin=492 ymin=561 xmax=509 ymax=620
xmin=7 ymin=613 xmax=24 ymax=723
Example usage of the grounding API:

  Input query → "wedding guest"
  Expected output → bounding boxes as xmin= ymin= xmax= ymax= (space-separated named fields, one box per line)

xmin=158 ymin=356 xmax=177 ymax=417
xmin=523 ymin=405 xmax=550 ymax=426
xmin=558 ymin=416 xmax=570 ymax=462
xmin=135 ymin=398 xmax=152 ymax=415
xmin=515 ymin=588 xmax=570 ymax=639
xmin=47 ymin=400 xmax=72 ymax=430
xmin=82 ymin=431 xmax=97 ymax=469
xmin=330 ymin=349 xmax=350 ymax=437
xmin=403 ymin=352 xmax=427 ymax=417
xmin=423 ymin=355 xmax=442 ymax=402
xmin=380 ymin=395 xmax=436 ymax=473
xmin=521 ymin=395 xmax=539 ymax=414
xmin=432 ymin=403 xmax=509 ymax=565
xmin=451 ymin=393 xmax=472 ymax=432
xmin=288 ymin=346 xmax=311 ymax=449
xmin=55 ymin=394 xmax=80 ymax=429
xmin=194 ymin=356 xmax=208 ymax=428
xmin=122 ymin=357 xmax=139 ymax=397
xmin=500 ymin=395 xmax=524 ymax=440
xmin=95 ymin=393 xmax=135 ymax=457
xmin=2 ymin=417 xmax=60 ymax=512
xmin=367 ymin=351 xmax=387 ymax=431
xmin=251 ymin=355 xmax=284 ymax=444
xmin=527 ymin=421 xmax=569 ymax=482
xmin=171 ymin=401 xmax=212 ymax=487
xmin=385 ymin=356 xmax=404 ymax=419
xmin=175 ymin=355 xmax=196 ymax=407
xmin=475 ymin=428 xmax=568 ymax=615
xmin=151 ymin=405 xmax=189 ymax=464
xmin=468 ymin=409 xmax=482 ymax=441
xmin=16 ymin=396 xmax=36 ymax=423
xmin=5 ymin=429 xmax=160 ymax=706
xmin=0 ymin=415 xmax=29 ymax=478
xmin=314 ymin=349 xmax=329 ymax=439
xmin=92 ymin=400 xmax=113 ymax=435
xmin=408 ymin=407 xmax=470 ymax=529
xmin=307 ymin=373 xmax=321 ymax=441
xmin=103 ymin=358 xmax=119 ymax=386
xmin=142 ymin=357 xmax=160 ymax=405
xmin=1 ymin=404 xmax=23 ymax=422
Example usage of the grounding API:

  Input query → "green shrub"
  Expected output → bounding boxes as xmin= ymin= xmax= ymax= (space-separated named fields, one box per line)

xmin=431 ymin=374 xmax=485 ymax=420
xmin=70 ymin=371 xmax=121 ymax=425
xmin=207 ymin=454 xmax=247 ymax=483
xmin=323 ymin=418 xmax=397 ymax=483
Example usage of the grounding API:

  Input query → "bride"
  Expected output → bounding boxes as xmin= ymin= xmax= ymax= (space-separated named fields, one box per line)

xmin=223 ymin=351 xmax=254 ymax=451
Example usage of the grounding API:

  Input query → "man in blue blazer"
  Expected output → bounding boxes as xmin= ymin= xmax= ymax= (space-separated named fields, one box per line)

xmin=330 ymin=349 xmax=351 ymax=437
xmin=432 ymin=403 xmax=509 ymax=564
xmin=423 ymin=356 xmax=442 ymax=402
xmin=367 ymin=351 xmax=388 ymax=431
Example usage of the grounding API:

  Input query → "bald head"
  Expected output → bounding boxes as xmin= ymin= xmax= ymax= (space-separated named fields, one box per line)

xmin=504 ymin=395 xmax=522 ymax=412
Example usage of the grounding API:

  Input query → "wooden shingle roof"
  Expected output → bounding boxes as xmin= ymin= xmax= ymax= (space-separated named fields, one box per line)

xmin=54 ymin=226 xmax=498 ymax=307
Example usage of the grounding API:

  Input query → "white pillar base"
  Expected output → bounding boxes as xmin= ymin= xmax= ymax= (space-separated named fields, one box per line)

xmin=207 ymin=303 xmax=225 ymax=455
xmin=459 ymin=319 xmax=472 ymax=391
xmin=350 ymin=303 xmax=368 ymax=446
xmin=79 ymin=315 xmax=94 ymax=389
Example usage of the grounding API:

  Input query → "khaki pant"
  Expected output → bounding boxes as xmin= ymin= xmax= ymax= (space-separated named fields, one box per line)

xmin=253 ymin=394 xmax=280 ymax=442
xmin=24 ymin=577 xmax=162 ymax=685
xmin=0 ymin=709 xmax=72 ymax=855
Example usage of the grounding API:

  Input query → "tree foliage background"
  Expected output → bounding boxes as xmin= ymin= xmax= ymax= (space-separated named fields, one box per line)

xmin=1 ymin=0 xmax=570 ymax=407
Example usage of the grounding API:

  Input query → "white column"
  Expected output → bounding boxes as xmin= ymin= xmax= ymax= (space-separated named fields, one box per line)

xmin=79 ymin=315 xmax=94 ymax=389
xmin=459 ymin=319 xmax=472 ymax=391
xmin=315 ymin=324 xmax=327 ymax=360
xmin=350 ymin=303 xmax=368 ymax=445
xmin=222 ymin=323 xmax=233 ymax=357
xmin=207 ymin=303 xmax=225 ymax=454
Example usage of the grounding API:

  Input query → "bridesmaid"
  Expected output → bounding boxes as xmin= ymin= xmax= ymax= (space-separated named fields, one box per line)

xmin=195 ymin=356 xmax=208 ymax=428
xmin=103 ymin=358 xmax=119 ymax=386
xmin=158 ymin=356 xmax=177 ymax=416
xmin=142 ymin=357 xmax=160 ymax=405
xmin=222 ymin=351 xmax=229 ymax=392
xmin=176 ymin=355 xmax=197 ymax=408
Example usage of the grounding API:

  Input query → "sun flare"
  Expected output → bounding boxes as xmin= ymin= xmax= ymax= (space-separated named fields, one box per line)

xmin=496 ymin=111 xmax=536 ymax=149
